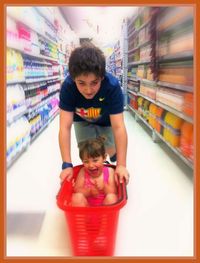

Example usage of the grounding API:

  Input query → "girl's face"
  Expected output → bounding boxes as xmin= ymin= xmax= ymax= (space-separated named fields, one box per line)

xmin=74 ymin=73 xmax=103 ymax=99
xmin=82 ymin=154 xmax=106 ymax=177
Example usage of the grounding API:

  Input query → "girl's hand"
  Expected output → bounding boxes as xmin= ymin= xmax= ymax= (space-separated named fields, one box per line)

xmin=90 ymin=185 xmax=100 ymax=197
xmin=94 ymin=180 xmax=104 ymax=191
xmin=102 ymin=183 xmax=110 ymax=194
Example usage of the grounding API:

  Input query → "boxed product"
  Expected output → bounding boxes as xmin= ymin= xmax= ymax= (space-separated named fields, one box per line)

xmin=156 ymin=86 xmax=185 ymax=112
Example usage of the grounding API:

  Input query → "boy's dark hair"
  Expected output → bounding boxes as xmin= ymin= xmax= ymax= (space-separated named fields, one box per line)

xmin=68 ymin=43 xmax=106 ymax=79
xmin=79 ymin=136 xmax=106 ymax=160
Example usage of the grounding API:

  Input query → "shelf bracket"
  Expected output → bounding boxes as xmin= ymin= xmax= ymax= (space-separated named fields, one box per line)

xmin=152 ymin=130 xmax=161 ymax=143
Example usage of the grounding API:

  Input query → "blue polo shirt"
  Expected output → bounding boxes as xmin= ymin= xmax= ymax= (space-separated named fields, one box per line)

xmin=59 ymin=72 xmax=124 ymax=127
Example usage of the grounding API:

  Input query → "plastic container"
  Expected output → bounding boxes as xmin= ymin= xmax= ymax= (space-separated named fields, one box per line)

xmin=155 ymin=106 xmax=166 ymax=134
xmin=163 ymin=112 xmax=183 ymax=147
xmin=148 ymin=103 xmax=157 ymax=128
xmin=180 ymin=121 xmax=193 ymax=160
xmin=57 ymin=164 xmax=127 ymax=256
xmin=183 ymin=93 xmax=193 ymax=117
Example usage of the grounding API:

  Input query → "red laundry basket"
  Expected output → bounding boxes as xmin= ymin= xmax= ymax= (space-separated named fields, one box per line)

xmin=56 ymin=164 xmax=127 ymax=256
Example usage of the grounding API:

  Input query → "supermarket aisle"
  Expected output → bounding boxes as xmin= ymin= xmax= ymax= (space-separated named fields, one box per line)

xmin=6 ymin=110 xmax=193 ymax=257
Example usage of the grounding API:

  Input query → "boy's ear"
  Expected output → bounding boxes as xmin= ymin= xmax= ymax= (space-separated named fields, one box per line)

xmin=104 ymin=153 xmax=107 ymax=161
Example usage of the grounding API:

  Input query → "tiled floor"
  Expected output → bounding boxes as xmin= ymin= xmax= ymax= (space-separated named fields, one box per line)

xmin=6 ymin=110 xmax=194 ymax=257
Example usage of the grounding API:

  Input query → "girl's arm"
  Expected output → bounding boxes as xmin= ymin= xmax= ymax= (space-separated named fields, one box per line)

xmin=103 ymin=167 xmax=118 ymax=195
xmin=74 ymin=169 xmax=91 ymax=197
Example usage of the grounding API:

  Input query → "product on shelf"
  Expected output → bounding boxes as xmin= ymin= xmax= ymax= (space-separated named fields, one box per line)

xmin=158 ymin=61 xmax=193 ymax=86
xmin=138 ymin=24 xmax=150 ymax=45
xmin=143 ymin=99 xmax=150 ymax=120
xmin=156 ymin=86 xmax=185 ymax=112
xmin=30 ymin=30 xmax=40 ymax=56
xmin=6 ymin=16 xmax=20 ymax=49
xmin=137 ymin=97 xmax=144 ymax=116
xmin=140 ymin=82 xmax=156 ymax=100
xmin=129 ymin=94 xmax=138 ymax=110
xmin=38 ymin=35 xmax=58 ymax=59
xmin=7 ymin=48 xmax=25 ymax=82
xmin=17 ymin=22 xmax=32 ymax=53
xmin=157 ymin=6 xmax=193 ymax=32
xmin=7 ymin=116 xmax=31 ymax=164
xmin=136 ymin=65 xmax=147 ymax=78
xmin=148 ymin=103 xmax=157 ymax=128
xmin=158 ymin=31 xmax=193 ymax=58
xmin=180 ymin=121 xmax=193 ymax=160
xmin=183 ymin=93 xmax=193 ymax=117
xmin=155 ymin=106 xmax=166 ymax=134
xmin=163 ymin=112 xmax=183 ymax=147
xmin=146 ymin=67 xmax=154 ymax=81
xmin=7 ymin=84 xmax=27 ymax=123
xmin=140 ymin=44 xmax=151 ymax=61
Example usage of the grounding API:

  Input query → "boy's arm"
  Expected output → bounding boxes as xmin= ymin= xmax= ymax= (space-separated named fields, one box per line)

xmin=110 ymin=113 xmax=129 ymax=184
xmin=59 ymin=109 xmax=74 ymax=182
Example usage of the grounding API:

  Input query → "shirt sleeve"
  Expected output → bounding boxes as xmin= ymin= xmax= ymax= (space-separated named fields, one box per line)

xmin=108 ymin=83 xmax=124 ymax=115
xmin=59 ymin=80 xmax=75 ymax=112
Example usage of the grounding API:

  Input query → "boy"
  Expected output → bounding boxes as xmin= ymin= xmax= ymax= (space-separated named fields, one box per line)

xmin=59 ymin=43 xmax=129 ymax=184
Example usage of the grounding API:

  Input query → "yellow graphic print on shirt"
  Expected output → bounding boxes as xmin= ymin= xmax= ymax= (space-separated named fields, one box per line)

xmin=76 ymin=107 xmax=101 ymax=122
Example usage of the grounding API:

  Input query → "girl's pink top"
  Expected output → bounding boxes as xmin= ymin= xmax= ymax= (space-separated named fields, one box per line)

xmin=84 ymin=166 xmax=109 ymax=206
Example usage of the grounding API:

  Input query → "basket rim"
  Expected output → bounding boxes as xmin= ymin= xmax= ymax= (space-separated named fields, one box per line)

xmin=57 ymin=164 xmax=127 ymax=211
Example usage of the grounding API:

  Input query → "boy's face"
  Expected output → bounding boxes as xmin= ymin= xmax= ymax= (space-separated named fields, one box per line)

xmin=82 ymin=154 xmax=106 ymax=178
xmin=74 ymin=73 xmax=103 ymax=99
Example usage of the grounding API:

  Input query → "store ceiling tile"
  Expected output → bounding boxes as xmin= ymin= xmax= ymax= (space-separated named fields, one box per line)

xmin=59 ymin=6 xmax=137 ymax=46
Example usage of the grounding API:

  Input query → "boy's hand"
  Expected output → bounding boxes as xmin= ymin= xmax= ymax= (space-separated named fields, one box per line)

xmin=114 ymin=165 xmax=129 ymax=184
xmin=60 ymin=167 xmax=73 ymax=183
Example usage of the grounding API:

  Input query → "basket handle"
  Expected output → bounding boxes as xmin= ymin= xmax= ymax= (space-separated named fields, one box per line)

xmin=56 ymin=178 xmax=73 ymax=209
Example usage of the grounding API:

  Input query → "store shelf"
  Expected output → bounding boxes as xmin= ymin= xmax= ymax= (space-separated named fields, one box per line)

xmin=157 ymin=81 xmax=193 ymax=92
xmin=156 ymin=101 xmax=193 ymax=124
xmin=128 ymin=76 xmax=140 ymax=82
xmin=7 ymin=44 xmax=58 ymax=63
xmin=154 ymin=130 xmax=193 ymax=169
xmin=7 ymin=79 xmax=26 ymax=85
xmin=7 ymin=110 xmax=59 ymax=169
xmin=30 ymin=109 xmax=59 ymax=143
xmin=157 ymin=51 xmax=193 ymax=63
xmin=128 ymin=19 xmax=151 ymax=39
xmin=157 ymin=13 xmax=193 ymax=35
xmin=128 ymin=40 xmax=151 ymax=54
xmin=7 ymin=144 xmax=30 ymax=169
xmin=127 ymin=104 xmax=153 ymax=131
xmin=136 ymin=92 xmax=193 ymax=123
xmin=128 ymin=59 xmax=151 ymax=66
xmin=140 ymin=79 xmax=157 ymax=86
xmin=7 ymin=106 xmax=28 ymax=126
xmin=127 ymin=104 xmax=193 ymax=169
xmin=7 ymin=9 xmax=57 ymax=46
xmin=25 ymin=76 xmax=60 ymax=83
xmin=127 ymin=89 xmax=138 ymax=96
xmin=137 ymin=92 xmax=156 ymax=104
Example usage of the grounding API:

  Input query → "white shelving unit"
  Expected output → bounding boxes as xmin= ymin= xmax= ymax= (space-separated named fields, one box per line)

xmin=6 ymin=7 xmax=75 ymax=168
xmin=126 ymin=6 xmax=194 ymax=170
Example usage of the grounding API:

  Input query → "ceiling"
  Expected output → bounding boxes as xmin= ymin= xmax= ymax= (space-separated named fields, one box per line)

xmin=59 ymin=6 xmax=137 ymax=47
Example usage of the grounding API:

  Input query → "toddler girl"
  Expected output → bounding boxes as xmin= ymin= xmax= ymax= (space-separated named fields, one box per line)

xmin=71 ymin=137 xmax=118 ymax=207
